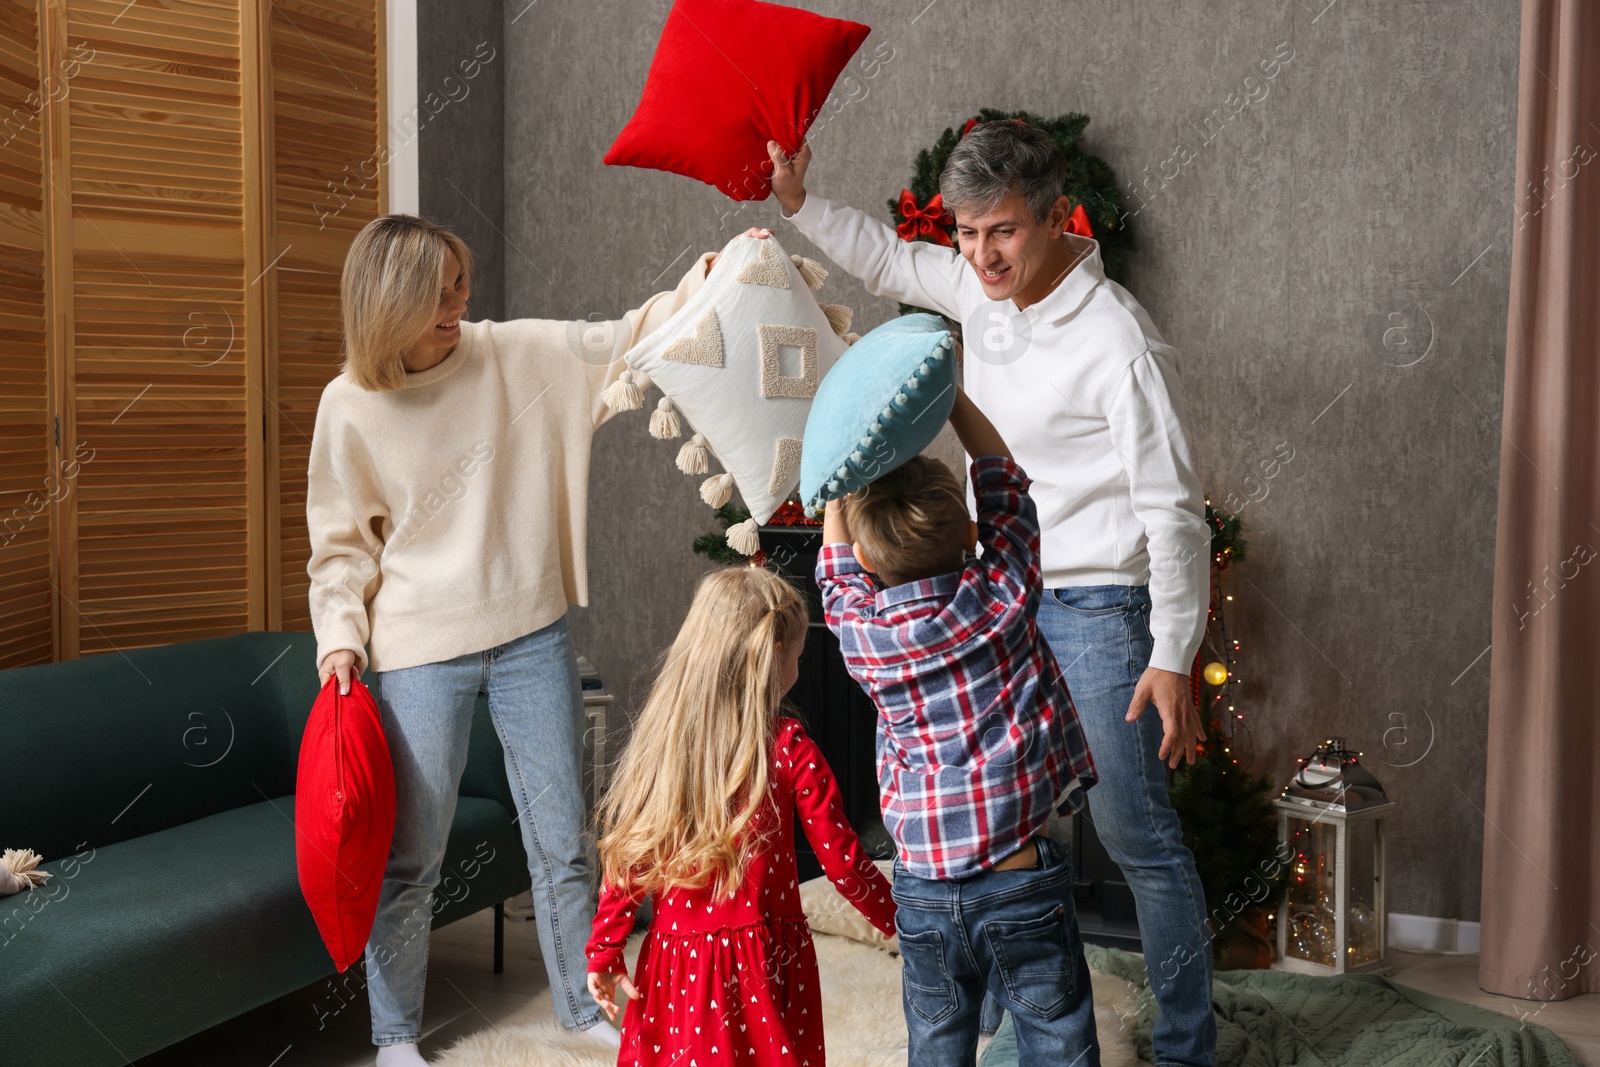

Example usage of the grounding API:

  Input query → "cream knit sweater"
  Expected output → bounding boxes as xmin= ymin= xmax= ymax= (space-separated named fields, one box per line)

xmin=306 ymin=253 xmax=714 ymax=674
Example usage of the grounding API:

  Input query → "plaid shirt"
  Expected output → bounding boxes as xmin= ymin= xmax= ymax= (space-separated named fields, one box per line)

xmin=816 ymin=455 xmax=1097 ymax=880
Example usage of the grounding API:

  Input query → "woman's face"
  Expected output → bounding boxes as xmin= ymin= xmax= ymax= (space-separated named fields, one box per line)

xmin=402 ymin=247 xmax=470 ymax=373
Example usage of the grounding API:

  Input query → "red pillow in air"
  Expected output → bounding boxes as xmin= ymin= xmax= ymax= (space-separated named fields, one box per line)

xmin=604 ymin=0 xmax=871 ymax=201
xmin=295 ymin=678 xmax=396 ymax=972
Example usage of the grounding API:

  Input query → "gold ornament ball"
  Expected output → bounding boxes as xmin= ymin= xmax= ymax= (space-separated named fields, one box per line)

xmin=1203 ymin=661 xmax=1229 ymax=686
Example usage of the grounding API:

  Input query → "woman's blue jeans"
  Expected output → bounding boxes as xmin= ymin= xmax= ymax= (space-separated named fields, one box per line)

xmin=364 ymin=614 xmax=603 ymax=1044
xmin=1037 ymin=584 xmax=1218 ymax=1067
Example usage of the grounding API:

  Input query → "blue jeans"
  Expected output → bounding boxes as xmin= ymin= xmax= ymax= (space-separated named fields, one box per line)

xmin=892 ymin=835 xmax=1099 ymax=1067
xmin=1038 ymin=584 xmax=1217 ymax=1067
xmin=364 ymin=615 xmax=603 ymax=1044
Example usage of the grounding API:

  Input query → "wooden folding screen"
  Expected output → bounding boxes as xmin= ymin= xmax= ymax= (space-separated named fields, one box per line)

xmin=0 ymin=0 xmax=384 ymax=667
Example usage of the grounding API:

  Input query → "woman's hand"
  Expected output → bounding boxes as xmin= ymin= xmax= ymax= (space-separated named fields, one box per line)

xmin=318 ymin=649 xmax=362 ymax=695
xmin=706 ymin=228 xmax=771 ymax=273
xmin=587 ymin=970 xmax=638 ymax=1021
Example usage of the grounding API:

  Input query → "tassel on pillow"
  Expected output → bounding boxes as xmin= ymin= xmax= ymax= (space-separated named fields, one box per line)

xmin=821 ymin=303 xmax=853 ymax=338
xmin=726 ymin=517 xmax=762 ymax=556
xmin=0 ymin=848 xmax=51 ymax=897
xmin=700 ymin=472 xmax=735 ymax=508
xmin=791 ymin=254 xmax=828 ymax=290
xmin=676 ymin=432 xmax=710 ymax=475
xmin=601 ymin=369 xmax=645 ymax=412
xmin=649 ymin=397 xmax=682 ymax=440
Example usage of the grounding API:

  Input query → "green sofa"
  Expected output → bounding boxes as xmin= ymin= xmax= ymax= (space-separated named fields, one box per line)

xmin=0 ymin=631 xmax=533 ymax=1064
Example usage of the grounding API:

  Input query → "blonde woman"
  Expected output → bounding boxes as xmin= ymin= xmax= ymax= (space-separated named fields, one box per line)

xmin=306 ymin=214 xmax=722 ymax=1065
xmin=584 ymin=567 xmax=896 ymax=1067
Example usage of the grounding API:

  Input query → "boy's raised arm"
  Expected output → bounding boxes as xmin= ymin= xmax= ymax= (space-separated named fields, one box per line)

xmin=822 ymin=496 xmax=850 ymax=547
xmin=948 ymin=384 xmax=1011 ymax=461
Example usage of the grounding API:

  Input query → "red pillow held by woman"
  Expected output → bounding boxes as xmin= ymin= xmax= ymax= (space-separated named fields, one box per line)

xmin=295 ymin=677 xmax=396 ymax=972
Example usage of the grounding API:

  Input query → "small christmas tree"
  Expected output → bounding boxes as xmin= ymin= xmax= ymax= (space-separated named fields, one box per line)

xmin=1169 ymin=717 xmax=1284 ymax=961
xmin=692 ymin=503 xmax=757 ymax=566
xmin=1168 ymin=503 xmax=1284 ymax=965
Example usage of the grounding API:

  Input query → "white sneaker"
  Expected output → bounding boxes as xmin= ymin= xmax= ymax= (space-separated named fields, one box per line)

xmin=579 ymin=1022 xmax=623 ymax=1048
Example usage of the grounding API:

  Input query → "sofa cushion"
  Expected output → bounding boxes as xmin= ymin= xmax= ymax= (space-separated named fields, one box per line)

xmin=0 ymin=794 xmax=530 ymax=1066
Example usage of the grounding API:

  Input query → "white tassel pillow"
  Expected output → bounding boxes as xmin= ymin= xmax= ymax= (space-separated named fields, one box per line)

xmin=605 ymin=233 xmax=853 ymax=553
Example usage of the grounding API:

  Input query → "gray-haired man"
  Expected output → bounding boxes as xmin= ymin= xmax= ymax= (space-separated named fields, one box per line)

xmin=770 ymin=123 xmax=1217 ymax=1067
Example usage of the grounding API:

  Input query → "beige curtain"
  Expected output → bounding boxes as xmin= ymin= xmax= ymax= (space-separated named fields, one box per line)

xmin=1480 ymin=0 xmax=1600 ymax=1000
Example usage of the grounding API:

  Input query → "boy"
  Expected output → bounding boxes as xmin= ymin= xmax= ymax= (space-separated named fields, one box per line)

xmin=816 ymin=388 xmax=1100 ymax=1067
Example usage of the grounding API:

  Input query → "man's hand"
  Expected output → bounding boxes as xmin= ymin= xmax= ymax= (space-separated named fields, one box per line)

xmin=318 ymin=649 xmax=362 ymax=695
xmin=587 ymin=970 xmax=638 ymax=1022
xmin=1125 ymin=666 xmax=1204 ymax=768
xmin=767 ymin=140 xmax=811 ymax=216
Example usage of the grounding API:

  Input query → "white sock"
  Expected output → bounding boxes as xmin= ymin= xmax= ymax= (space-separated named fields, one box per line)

xmin=375 ymin=1041 xmax=429 ymax=1067
xmin=579 ymin=1021 xmax=622 ymax=1048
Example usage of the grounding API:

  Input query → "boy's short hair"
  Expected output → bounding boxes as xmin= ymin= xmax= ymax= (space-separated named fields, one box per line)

xmin=844 ymin=455 xmax=970 ymax=587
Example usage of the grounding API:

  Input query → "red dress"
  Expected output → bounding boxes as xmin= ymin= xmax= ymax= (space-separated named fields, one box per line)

xmin=586 ymin=717 xmax=897 ymax=1067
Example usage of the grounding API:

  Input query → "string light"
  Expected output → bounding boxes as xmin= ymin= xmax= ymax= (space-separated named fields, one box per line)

xmin=1198 ymin=501 xmax=1252 ymax=769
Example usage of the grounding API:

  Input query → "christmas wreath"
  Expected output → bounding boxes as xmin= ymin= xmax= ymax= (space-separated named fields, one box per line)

xmin=887 ymin=108 xmax=1137 ymax=318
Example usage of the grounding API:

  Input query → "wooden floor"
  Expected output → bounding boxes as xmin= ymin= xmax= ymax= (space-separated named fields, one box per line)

xmin=1385 ymin=948 xmax=1599 ymax=1065
xmin=132 ymin=911 xmax=1598 ymax=1066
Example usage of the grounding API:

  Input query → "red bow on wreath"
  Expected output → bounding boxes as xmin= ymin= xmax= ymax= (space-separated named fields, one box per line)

xmin=961 ymin=116 xmax=1026 ymax=138
xmin=895 ymin=189 xmax=955 ymax=246
xmin=1065 ymin=202 xmax=1094 ymax=238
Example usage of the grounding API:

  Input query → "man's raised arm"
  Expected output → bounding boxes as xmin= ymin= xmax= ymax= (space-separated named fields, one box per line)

xmin=768 ymin=140 xmax=965 ymax=320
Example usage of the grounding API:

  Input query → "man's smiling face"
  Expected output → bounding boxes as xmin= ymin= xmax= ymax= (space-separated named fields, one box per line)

xmin=953 ymin=192 xmax=1071 ymax=307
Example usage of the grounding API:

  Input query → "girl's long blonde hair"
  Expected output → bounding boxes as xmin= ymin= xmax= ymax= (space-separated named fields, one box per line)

xmin=597 ymin=566 xmax=809 ymax=900
xmin=340 ymin=214 xmax=473 ymax=391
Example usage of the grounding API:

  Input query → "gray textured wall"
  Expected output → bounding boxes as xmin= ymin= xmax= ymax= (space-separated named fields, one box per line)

xmin=418 ymin=0 xmax=506 ymax=322
xmin=474 ymin=0 xmax=1518 ymax=923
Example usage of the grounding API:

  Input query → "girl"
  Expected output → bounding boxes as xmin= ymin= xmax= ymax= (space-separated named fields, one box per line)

xmin=307 ymin=214 xmax=720 ymax=1063
xmin=586 ymin=566 xmax=896 ymax=1066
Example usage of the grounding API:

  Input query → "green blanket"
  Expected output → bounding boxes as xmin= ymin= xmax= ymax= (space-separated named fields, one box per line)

xmin=980 ymin=945 xmax=1580 ymax=1067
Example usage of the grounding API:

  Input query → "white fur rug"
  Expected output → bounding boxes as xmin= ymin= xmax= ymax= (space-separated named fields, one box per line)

xmin=434 ymin=931 xmax=1146 ymax=1067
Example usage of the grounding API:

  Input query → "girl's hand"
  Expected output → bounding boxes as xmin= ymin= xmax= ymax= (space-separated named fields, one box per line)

xmin=318 ymin=649 xmax=362 ymax=695
xmin=587 ymin=971 xmax=638 ymax=1021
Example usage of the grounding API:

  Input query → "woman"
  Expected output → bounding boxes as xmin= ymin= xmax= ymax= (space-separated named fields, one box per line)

xmin=306 ymin=214 xmax=719 ymax=1065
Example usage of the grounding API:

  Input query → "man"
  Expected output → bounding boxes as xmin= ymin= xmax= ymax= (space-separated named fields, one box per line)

xmin=770 ymin=121 xmax=1217 ymax=1067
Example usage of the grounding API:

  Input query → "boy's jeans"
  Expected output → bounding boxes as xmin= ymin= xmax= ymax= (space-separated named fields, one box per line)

xmin=1038 ymin=583 xmax=1218 ymax=1067
xmin=364 ymin=614 xmax=605 ymax=1044
xmin=892 ymin=834 xmax=1100 ymax=1067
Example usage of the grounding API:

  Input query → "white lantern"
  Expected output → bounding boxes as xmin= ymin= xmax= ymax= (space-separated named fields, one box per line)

xmin=1272 ymin=737 xmax=1394 ymax=976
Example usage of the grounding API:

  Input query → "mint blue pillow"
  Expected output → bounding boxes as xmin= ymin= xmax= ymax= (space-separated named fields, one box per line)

xmin=800 ymin=313 xmax=957 ymax=515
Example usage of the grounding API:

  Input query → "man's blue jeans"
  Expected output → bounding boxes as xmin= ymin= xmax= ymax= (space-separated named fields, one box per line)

xmin=364 ymin=614 xmax=604 ymax=1044
xmin=1038 ymin=583 xmax=1217 ymax=1067
xmin=893 ymin=835 xmax=1100 ymax=1067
